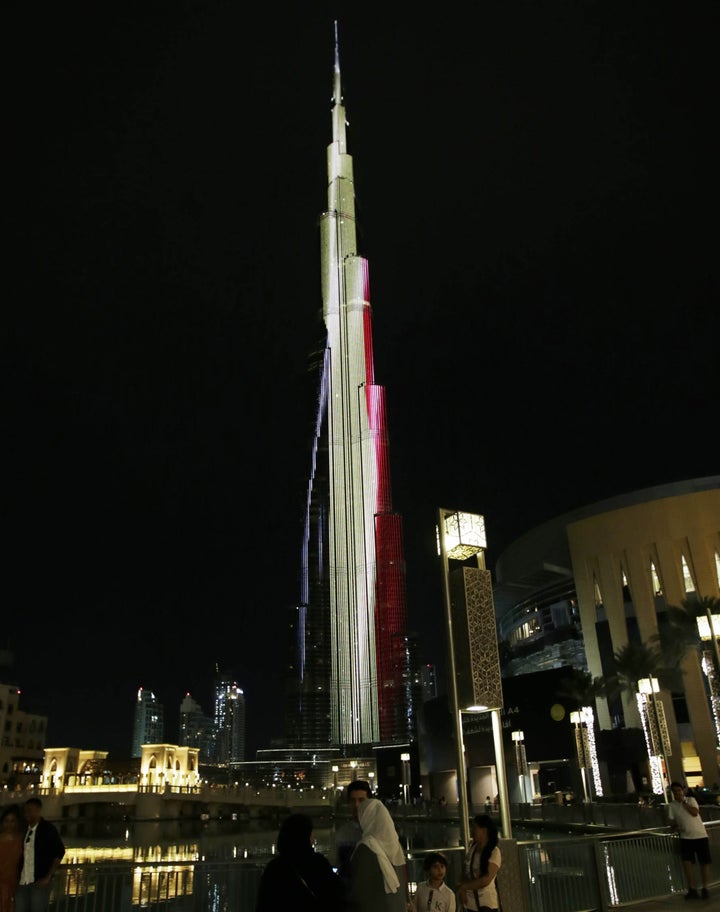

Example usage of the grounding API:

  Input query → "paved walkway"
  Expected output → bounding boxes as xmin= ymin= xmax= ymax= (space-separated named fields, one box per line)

xmin=626 ymin=889 xmax=717 ymax=909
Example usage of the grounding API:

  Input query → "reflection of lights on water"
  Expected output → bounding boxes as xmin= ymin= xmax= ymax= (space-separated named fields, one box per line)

xmin=67 ymin=848 xmax=134 ymax=864
xmin=60 ymin=823 xmax=336 ymax=868
xmin=134 ymin=865 xmax=195 ymax=905
xmin=65 ymin=844 xmax=202 ymax=866
xmin=62 ymin=864 xmax=196 ymax=904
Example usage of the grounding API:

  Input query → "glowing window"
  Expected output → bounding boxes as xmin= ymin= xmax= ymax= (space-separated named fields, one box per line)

xmin=681 ymin=554 xmax=696 ymax=594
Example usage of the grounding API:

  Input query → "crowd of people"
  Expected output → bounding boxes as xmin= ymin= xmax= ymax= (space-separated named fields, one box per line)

xmin=255 ymin=779 xmax=503 ymax=912
xmin=0 ymin=797 xmax=65 ymax=912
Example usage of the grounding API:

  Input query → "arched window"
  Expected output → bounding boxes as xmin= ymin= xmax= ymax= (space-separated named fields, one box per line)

xmin=593 ymin=575 xmax=605 ymax=621
xmin=682 ymin=554 xmax=696 ymax=595
xmin=650 ymin=561 xmax=663 ymax=596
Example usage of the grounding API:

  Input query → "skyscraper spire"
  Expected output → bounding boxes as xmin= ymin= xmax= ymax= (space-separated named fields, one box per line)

xmin=290 ymin=26 xmax=412 ymax=749
xmin=332 ymin=19 xmax=341 ymax=108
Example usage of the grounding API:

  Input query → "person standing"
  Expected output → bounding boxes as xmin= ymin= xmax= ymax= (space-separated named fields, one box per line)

xmin=255 ymin=812 xmax=346 ymax=912
xmin=349 ymin=797 xmax=408 ymax=912
xmin=456 ymin=814 xmax=501 ymax=912
xmin=668 ymin=782 xmax=711 ymax=900
xmin=408 ymin=851 xmax=455 ymax=912
xmin=14 ymin=797 xmax=65 ymax=912
xmin=333 ymin=779 xmax=372 ymax=887
xmin=0 ymin=805 xmax=24 ymax=912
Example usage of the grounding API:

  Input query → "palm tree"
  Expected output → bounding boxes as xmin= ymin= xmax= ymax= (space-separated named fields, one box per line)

xmin=607 ymin=641 xmax=667 ymax=701
xmin=661 ymin=595 xmax=720 ymax=747
xmin=661 ymin=595 xmax=720 ymax=671
xmin=556 ymin=668 xmax=607 ymax=707
xmin=607 ymin=641 xmax=673 ymax=798
xmin=605 ymin=597 xmax=720 ymax=700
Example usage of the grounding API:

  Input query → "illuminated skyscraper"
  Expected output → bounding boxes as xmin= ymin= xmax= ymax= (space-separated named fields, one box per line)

xmin=131 ymin=687 xmax=164 ymax=758
xmin=213 ymin=669 xmax=246 ymax=763
xmin=291 ymin=27 xmax=412 ymax=749
xmin=178 ymin=692 xmax=215 ymax=763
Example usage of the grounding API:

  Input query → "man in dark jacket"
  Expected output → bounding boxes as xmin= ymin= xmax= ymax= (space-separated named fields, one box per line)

xmin=15 ymin=797 xmax=65 ymax=912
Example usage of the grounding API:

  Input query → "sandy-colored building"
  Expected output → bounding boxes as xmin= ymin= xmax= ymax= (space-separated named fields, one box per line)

xmin=494 ymin=476 xmax=720 ymax=792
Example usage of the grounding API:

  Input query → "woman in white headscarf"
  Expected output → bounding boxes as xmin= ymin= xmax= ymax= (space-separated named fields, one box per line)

xmin=349 ymin=798 xmax=408 ymax=911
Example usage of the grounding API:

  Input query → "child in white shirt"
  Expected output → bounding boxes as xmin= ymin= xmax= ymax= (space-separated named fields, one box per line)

xmin=409 ymin=851 xmax=456 ymax=912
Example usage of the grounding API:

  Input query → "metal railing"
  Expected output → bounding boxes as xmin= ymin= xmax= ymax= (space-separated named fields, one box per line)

xmin=516 ymin=821 xmax=720 ymax=911
xmin=43 ymin=821 xmax=720 ymax=911
xmin=48 ymin=862 xmax=263 ymax=911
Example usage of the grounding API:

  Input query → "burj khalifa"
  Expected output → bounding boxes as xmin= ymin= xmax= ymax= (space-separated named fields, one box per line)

xmin=289 ymin=26 xmax=412 ymax=750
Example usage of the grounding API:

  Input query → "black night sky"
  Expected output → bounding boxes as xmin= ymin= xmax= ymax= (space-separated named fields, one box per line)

xmin=5 ymin=3 xmax=717 ymax=756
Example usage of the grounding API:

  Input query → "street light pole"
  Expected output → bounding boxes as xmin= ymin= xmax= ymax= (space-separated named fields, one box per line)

xmin=570 ymin=712 xmax=590 ymax=803
xmin=696 ymin=610 xmax=720 ymax=746
xmin=437 ymin=507 xmax=510 ymax=842
xmin=401 ymin=753 xmax=411 ymax=805
xmin=700 ymin=602 xmax=720 ymax=677
xmin=511 ymin=730 xmax=527 ymax=804
xmin=638 ymin=676 xmax=670 ymax=803
xmin=438 ymin=509 xmax=472 ymax=851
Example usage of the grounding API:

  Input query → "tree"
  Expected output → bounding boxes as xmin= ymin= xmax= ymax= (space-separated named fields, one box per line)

xmin=606 ymin=641 xmax=667 ymax=702
xmin=555 ymin=669 xmax=607 ymax=708
xmin=661 ymin=595 xmax=720 ymax=673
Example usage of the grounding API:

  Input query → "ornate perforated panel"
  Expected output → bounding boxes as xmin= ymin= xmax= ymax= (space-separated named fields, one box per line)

xmin=449 ymin=566 xmax=503 ymax=710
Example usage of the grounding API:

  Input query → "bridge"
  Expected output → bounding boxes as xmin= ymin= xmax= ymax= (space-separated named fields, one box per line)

xmin=0 ymin=783 xmax=336 ymax=822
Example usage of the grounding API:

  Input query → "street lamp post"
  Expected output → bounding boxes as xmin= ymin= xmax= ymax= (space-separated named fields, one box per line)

xmin=638 ymin=676 xmax=670 ymax=802
xmin=570 ymin=712 xmax=591 ymax=803
xmin=437 ymin=508 xmax=510 ymax=845
xmin=697 ymin=605 xmax=720 ymax=673
xmin=696 ymin=611 xmax=720 ymax=746
xmin=401 ymin=753 xmax=411 ymax=804
xmin=438 ymin=510 xmax=472 ymax=849
xmin=511 ymin=730 xmax=527 ymax=804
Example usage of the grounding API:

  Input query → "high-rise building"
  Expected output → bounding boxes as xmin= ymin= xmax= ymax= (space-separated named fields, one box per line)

xmin=131 ymin=687 xmax=164 ymax=758
xmin=212 ymin=670 xmax=246 ymax=764
xmin=178 ymin=692 xmax=215 ymax=763
xmin=419 ymin=664 xmax=438 ymax=704
xmin=0 ymin=669 xmax=48 ymax=789
xmin=290 ymin=27 xmax=412 ymax=749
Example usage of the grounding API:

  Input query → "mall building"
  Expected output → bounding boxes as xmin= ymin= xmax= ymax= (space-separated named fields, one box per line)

xmin=492 ymin=476 xmax=720 ymax=793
